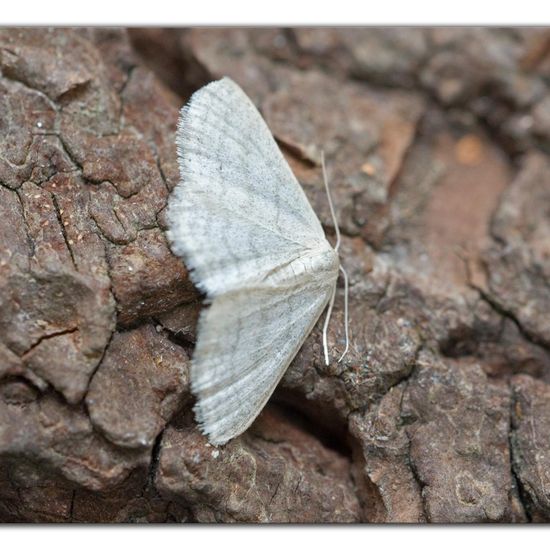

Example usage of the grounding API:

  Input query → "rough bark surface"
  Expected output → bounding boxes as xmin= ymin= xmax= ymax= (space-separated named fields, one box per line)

xmin=1 ymin=27 xmax=549 ymax=523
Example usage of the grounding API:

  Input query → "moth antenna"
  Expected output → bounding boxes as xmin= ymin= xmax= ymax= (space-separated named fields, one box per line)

xmin=337 ymin=264 xmax=350 ymax=363
xmin=321 ymin=150 xmax=349 ymax=365
xmin=322 ymin=283 xmax=337 ymax=366
xmin=321 ymin=151 xmax=341 ymax=252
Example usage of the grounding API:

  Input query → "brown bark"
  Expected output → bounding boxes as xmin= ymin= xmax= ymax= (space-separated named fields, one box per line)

xmin=1 ymin=27 xmax=549 ymax=522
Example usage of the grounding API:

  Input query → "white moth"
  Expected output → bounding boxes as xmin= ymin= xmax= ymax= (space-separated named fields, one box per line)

xmin=166 ymin=77 xmax=347 ymax=445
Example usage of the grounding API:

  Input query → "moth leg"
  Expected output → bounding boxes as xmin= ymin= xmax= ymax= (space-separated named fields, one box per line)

xmin=322 ymin=281 xmax=337 ymax=366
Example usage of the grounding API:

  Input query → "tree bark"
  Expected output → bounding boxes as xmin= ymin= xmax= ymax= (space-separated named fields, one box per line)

xmin=1 ymin=27 xmax=549 ymax=522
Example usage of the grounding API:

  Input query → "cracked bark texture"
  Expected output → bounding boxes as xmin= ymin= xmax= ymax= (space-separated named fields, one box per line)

xmin=1 ymin=27 xmax=549 ymax=523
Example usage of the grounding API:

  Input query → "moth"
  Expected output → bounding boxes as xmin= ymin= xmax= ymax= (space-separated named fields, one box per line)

xmin=166 ymin=77 xmax=347 ymax=445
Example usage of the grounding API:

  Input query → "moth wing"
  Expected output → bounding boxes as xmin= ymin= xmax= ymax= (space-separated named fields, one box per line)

xmin=166 ymin=77 xmax=339 ymax=445
xmin=192 ymin=271 xmax=336 ymax=445
xmin=166 ymin=77 xmax=327 ymax=296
